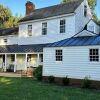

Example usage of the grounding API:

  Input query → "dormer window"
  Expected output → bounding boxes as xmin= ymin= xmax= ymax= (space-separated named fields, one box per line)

xmin=60 ymin=19 xmax=66 ymax=33
xmin=84 ymin=5 xmax=87 ymax=17
xmin=28 ymin=25 xmax=32 ymax=36
xmin=42 ymin=22 xmax=47 ymax=35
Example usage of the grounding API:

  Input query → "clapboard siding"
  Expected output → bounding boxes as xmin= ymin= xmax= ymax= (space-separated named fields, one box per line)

xmin=18 ymin=15 xmax=75 ymax=45
xmin=87 ymin=20 xmax=100 ymax=34
xmin=43 ymin=46 xmax=100 ymax=81
xmin=75 ymin=0 xmax=92 ymax=33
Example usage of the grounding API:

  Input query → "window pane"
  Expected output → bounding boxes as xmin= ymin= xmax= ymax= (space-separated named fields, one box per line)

xmin=28 ymin=25 xmax=32 ymax=36
xmin=60 ymin=20 xmax=65 ymax=33
xmin=42 ymin=23 xmax=47 ymax=35
xmin=55 ymin=50 xmax=63 ymax=61
xmin=89 ymin=49 xmax=99 ymax=62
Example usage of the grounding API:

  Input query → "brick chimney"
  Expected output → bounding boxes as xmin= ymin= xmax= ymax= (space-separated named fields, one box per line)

xmin=26 ymin=1 xmax=35 ymax=16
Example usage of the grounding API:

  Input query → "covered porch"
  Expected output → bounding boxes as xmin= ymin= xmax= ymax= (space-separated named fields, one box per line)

xmin=0 ymin=53 xmax=43 ymax=72
xmin=0 ymin=44 xmax=47 ymax=73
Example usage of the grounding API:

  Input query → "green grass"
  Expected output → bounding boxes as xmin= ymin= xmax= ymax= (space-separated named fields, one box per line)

xmin=0 ymin=77 xmax=100 ymax=100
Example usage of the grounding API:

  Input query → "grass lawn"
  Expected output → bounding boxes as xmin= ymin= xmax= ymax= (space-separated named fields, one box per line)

xmin=0 ymin=77 xmax=100 ymax=100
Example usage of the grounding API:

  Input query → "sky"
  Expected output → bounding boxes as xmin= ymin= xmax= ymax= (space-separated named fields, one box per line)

xmin=0 ymin=0 xmax=100 ymax=19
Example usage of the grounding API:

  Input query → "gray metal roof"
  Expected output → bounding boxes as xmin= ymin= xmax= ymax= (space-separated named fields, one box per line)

xmin=0 ymin=27 xmax=18 ymax=36
xmin=47 ymin=35 xmax=100 ymax=47
xmin=0 ymin=44 xmax=48 ymax=53
xmin=19 ymin=0 xmax=83 ymax=22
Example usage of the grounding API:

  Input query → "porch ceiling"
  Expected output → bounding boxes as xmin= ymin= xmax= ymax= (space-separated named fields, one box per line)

xmin=0 ymin=44 xmax=48 ymax=53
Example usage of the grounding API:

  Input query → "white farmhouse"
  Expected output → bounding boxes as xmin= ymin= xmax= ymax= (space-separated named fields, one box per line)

xmin=0 ymin=0 xmax=100 ymax=83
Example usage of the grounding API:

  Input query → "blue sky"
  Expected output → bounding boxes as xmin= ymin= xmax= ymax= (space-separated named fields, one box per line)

xmin=0 ymin=0 xmax=100 ymax=19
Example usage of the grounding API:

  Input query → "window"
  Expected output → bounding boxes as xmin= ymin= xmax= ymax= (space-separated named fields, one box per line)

xmin=84 ymin=5 xmax=87 ymax=17
xmin=89 ymin=49 xmax=99 ymax=62
xmin=60 ymin=19 xmax=66 ymax=33
xmin=42 ymin=22 xmax=47 ymax=35
xmin=55 ymin=50 xmax=63 ymax=61
xmin=28 ymin=25 xmax=32 ymax=36
xmin=4 ymin=39 xmax=7 ymax=43
xmin=27 ymin=54 xmax=31 ymax=62
xmin=11 ymin=55 xmax=15 ymax=62
xmin=40 ymin=54 xmax=43 ymax=62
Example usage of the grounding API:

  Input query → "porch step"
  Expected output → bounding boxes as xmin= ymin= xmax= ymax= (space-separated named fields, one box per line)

xmin=21 ymin=71 xmax=27 ymax=77
xmin=0 ymin=72 xmax=21 ymax=77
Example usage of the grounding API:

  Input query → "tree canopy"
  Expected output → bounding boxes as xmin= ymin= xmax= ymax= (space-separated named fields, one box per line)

xmin=0 ymin=4 xmax=22 ymax=28
xmin=62 ymin=0 xmax=97 ymax=11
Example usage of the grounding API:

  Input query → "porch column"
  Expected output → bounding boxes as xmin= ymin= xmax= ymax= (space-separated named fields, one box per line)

xmin=14 ymin=54 xmax=17 ymax=72
xmin=25 ymin=54 xmax=28 ymax=70
xmin=4 ymin=54 xmax=7 ymax=72
xmin=37 ymin=53 xmax=40 ymax=66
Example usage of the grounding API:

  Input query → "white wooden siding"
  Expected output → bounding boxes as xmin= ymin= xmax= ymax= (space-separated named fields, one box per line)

xmin=75 ymin=0 xmax=92 ymax=33
xmin=43 ymin=46 xmax=100 ymax=81
xmin=18 ymin=15 xmax=75 ymax=45
xmin=87 ymin=20 xmax=100 ymax=34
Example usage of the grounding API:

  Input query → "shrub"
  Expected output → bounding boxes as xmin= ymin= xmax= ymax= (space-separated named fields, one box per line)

xmin=82 ymin=76 xmax=92 ymax=88
xmin=48 ymin=76 xmax=55 ymax=83
xmin=62 ymin=76 xmax=70 ymax=86
xmin=33 ymin=65 xmax=42 ymax=81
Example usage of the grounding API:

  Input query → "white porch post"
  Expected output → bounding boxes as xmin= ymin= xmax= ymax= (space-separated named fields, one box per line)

xmin=37 ymin=53 xmax=40 ymax=66
xmin=25 ymin=54 xmax=28 ymax=70
xmin=14 ymin=54 xmax=17 ymax=72
xmin=4 ymin=54 xmax=7 ymax=72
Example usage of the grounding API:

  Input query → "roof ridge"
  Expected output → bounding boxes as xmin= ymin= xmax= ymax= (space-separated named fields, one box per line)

xmin=19 ymin=0 xmax=84 ymax=22
xmin=35 ymin=0 xmax=83 ymax=11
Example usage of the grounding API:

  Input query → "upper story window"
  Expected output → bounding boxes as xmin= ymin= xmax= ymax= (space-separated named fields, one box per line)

xmin=55 ymin=50 xmax=63 ymax=61
xmin=89 ymin=49 xmax=99 ymax=62
xmin=60 ymin=19 xmax=66 ymax=33
xmin=42 ymin=22 xmax=47 ymax=35
xmin=28 ymin=25 xmax=32 ymax=36
xmin=84 ymin=5 xmax=87 ymax=17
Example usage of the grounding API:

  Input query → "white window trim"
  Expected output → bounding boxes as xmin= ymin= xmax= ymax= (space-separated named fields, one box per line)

xmin=28 ymin=24 xmax=32 ymax=36
xmin=88 ymin=48 xmax=99 ymax=63
xmin=42 ymin=22 xmax=47 ymax=35
xmin=59 ymin=19 xmax=66 ymax=34
xmin=55 ymin=49 xmax=63 ymax=62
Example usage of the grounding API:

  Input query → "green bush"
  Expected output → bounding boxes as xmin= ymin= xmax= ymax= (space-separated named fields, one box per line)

xmin=48 ymin=76 xmax=55 ymax=83
xmin=33 ymin=65 xmax=42 ymax=81
xmin=82 ymin=76 xmax=92 ymax=88
xmin=62 ymin=76 xmax=70 ymax=86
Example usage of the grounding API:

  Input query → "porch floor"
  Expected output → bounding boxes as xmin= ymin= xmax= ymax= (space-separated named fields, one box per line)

xmin=0 ymin=72 xmax=21 ymax=77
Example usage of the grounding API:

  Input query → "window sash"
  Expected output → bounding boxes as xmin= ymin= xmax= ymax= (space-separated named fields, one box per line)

xmin=55 ymin=50 xmax=63 ymax=61
xmin=60 ymin=20 xmax=66 ymax=33
xmin=84 ymin=5 xmax=87 ymax=17
xmin=28 ymin=25 xmax=32 ymax=36
xmin=42 ymin=23 xmax=47 ymax=35
xmin=89 ymin=49 xmax=99 ymax=62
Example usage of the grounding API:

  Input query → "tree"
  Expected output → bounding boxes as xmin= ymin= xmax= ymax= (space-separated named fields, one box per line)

xmin=61 ymin=0 xmax=98 ymax=21
xmin=88 ymin=0 xmax=97 ymax=11
xmin=0 ymin=4 xmax=22 ymax=28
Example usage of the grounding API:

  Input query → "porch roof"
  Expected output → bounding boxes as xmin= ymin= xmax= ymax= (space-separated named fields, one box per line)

xmin=0 ymin=44 xmax=48 ymax=53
